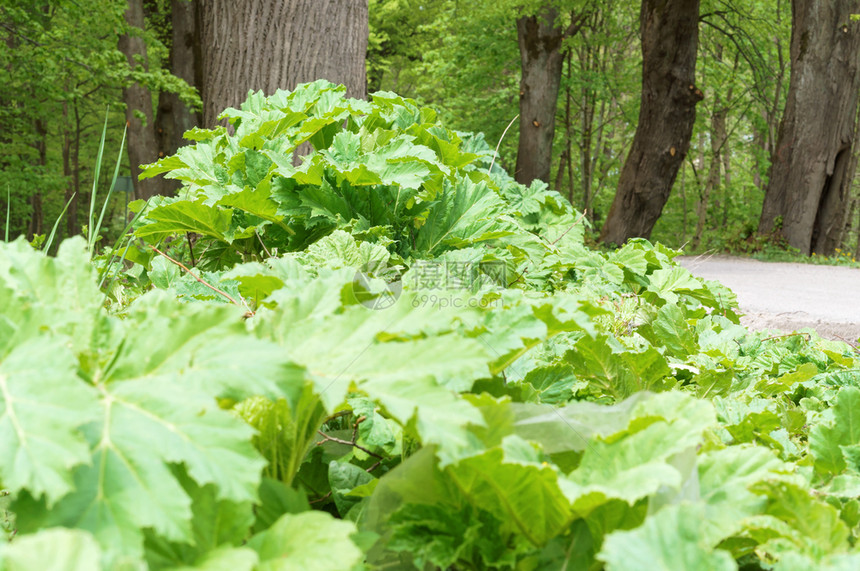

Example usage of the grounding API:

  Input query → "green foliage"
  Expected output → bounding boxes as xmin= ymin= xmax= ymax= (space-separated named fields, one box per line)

xmin=0 ymin=0 xmax=197 ymax=242
xmin=136 ymin=81 xmax=586 ymax=278
xmin=4 ymin=86 xmax=860 ymax=569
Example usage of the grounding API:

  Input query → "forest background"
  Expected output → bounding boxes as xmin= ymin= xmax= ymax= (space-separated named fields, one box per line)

xmin=2 ymin=0 xmax=859 ymax=259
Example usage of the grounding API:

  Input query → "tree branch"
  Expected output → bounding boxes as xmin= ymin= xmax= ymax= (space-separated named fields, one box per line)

xmin=150 ymin=245 xmax=252 ymax=315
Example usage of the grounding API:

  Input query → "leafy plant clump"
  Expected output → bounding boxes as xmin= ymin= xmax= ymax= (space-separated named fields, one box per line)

xmin=3 ymin=82 xmax=860 ymax=570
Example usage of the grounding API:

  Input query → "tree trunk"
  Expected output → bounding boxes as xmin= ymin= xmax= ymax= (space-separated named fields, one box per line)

xmin=816 ymin=106 xmax=860 ymax=253
xmin=843 ymin=197 xmax=857 ymax=252
xmin=119 ymin=0 xmax=169 ymax=201
xmin=154 ymin=0 xmax=202 ymax=194
xmin=577 ymin=33 xmax=593 ymax=213
xmin=856 ymin=201 xmax=860 ymax=260
xmin=69 ymin=102 xmax=82 ymax=237
xmin=198 ymin=0 xmax=369 ymax=127
xmin=515 ymin=8 xmax=565 ymax=186
xmin=60 ymin=99 xmax=82 ymax=239
xmin=155 ymin=0 xmax=201 ymax=158
xmin=27 ymin=118 xmax=47 ymax=240
xmin=562 ymin=48 xmax=573 ymax=203
xmin=758 ymin=0 xmax=860 ymax=255
xmin=599 ymin=0 xmax=703 ymax=245
xmin=693 ymin=93 xmax=728 ymax=249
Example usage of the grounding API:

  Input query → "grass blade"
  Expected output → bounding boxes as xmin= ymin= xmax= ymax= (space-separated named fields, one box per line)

xmin=4 ymin=186 xmax=10 ymax=242
xmin=88 ymin=107 xmax=110 ymax=253
xmin=92 ymin=121 xmax=128 ymax=257
xmin=98 ymin=201 xmax=150 ymax=290
xmin=488 ymin=114 xmax=519 ymax=175
xmin=44 ymin=193 xmax=76 ymax=254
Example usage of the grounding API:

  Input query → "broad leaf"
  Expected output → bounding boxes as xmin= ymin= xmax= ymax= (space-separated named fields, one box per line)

xmin=136 ymin=200 xmax=233 ymax=243
xmin=811 ymin=387 xmax=860 ymax=476
xmin=599 ymin=504 xmax=737 ymax=571
xmin=246 ymin=511 xmax=361 ymax=571
xmin=0 ymin=338 xmax=99 ymax=504
xmin=0 ymin=528 xmax=102 ymax=571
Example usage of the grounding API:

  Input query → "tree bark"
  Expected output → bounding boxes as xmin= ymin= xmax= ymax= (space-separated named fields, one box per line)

xmin=154 ymin=0 xmax=202 ymax=194
xmin=198 ymin=0 xmax=369 ymax=127
xmin=856 ymin=201 xmax=860 ymax=260
xmin=599 ymin=0 xmax=703 ymax=245
xmin=514 ymin=8 xmax=566 ymax=186
xmin=28 ymin=118 xmax=47 ymax=240
xmin=155 ymin=0 xmax=201 ymax=159
xmin=59 ymin=98 xmax=85 ymax=239
xmin=693 ymin=91 xmax=728 ymax=249
xmin=119 ymin=0 xmax=169 ymax=201
xmin=758 ymin=0 xmax=860 ymax=255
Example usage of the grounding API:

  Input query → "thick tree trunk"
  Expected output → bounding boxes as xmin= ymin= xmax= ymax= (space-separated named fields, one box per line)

xmin=119 ymin=0 xmax=169 ymax=201
xmin=599 ymin=0 xmax=703 ymax=245
xmin=198 ymin=0 xmax=368 ymax=127
xmin=814 ymin=113 xmax=860 ymax=254
xmin=758 ymin=0 xmax=860 ymax=255
xmin=515 ymin=9 xmax=565 ymax=186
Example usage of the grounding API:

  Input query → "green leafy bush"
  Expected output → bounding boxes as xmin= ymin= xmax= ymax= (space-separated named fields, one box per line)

xmin=3 ymin=84 xmax=860 ymax=570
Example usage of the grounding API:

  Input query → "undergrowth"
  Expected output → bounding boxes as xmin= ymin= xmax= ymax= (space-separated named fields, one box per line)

xmin=2 ymin=82 xmax=860 ymax=571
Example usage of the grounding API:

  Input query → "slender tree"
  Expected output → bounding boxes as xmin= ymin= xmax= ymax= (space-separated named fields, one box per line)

xmin=154 ymin=0 xmax=202 ymax=161
xmin=758 ymin=0 xmax=860 ymax=255
xmin=119 ymin=0 xmax=170 ymax=201
xmin=514 ymin=6 xmax=587 ymax=186
xmin=198 ymin=0 xmax=369 ymax=127
xmin=599 ymin=0 xmax=703 ymax=245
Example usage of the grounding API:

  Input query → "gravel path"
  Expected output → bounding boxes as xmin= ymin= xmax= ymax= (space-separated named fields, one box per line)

xmin=676 ymin=255 xmax=860 ymax=344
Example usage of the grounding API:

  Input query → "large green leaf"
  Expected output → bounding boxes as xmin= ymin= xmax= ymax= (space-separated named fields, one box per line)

xmin=143 ymin=471 xmax=255 ymax=569
xmin=16 ymin=376 xmax=264 ymax=557
xmin=696 ymin=446 xmax=797 ymax=547
xmin=646 ymin=266 xmax=705 ymax=305
xmin=136 ymin=200 xmax=233 ymax=243
xmin=640 ymin=303 xmax=698 ymax=358
xmin=299 ymin=229 xmax=391 ymax=271
xmin=170 ymin=547 xmax=258 ymax=571
xmin=511 ymin=392 xmax=653 ymax=454
xmin=0 ymin=237 xmax=102 ymax=355
xmin=811 ymin=387 xmax=860 ymax=476
xmin=141 ymin=142 xmax=223 ymax=188
xmin=599 ymin=504 xmax=737 ymax=571
xmin=9 ymin=293 xmax=275 ymax=559
xmin=561 ymin=392 xmax=715 ymax=516
xmin=217 ymin=184 xmax=281 ymax=222
xmin=741 ymin=480 xmax=850 ymax=561
xmin=565 ymin=335 xmax=672 ymax=398
xmin=414 ymin=178 xmax=515 ymax=255
xmin=246 ymin=511 xmax=361 ymax=571
xmin=446 ymin=446 xmax=572 ymax=546
xmin=260 ymin=288 xmax=492 ymax=404
xmin=104 ymin=293 xmax=300 ymax=402
xmin=0 ymin=528 xmax=103 ymax=571
xmin=0 ymin=338 xmax=99 ymax=505
xmin=385 ymin=502 xmax=514 ymax=569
